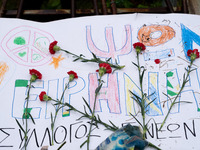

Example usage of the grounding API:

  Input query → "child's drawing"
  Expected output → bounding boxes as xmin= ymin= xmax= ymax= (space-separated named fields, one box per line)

xmin=1 ymin=26 xmax=55 ymax=66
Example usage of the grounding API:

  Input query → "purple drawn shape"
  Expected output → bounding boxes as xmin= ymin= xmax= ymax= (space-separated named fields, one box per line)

xmin=86 ymin=25 xmax=132 ymax=63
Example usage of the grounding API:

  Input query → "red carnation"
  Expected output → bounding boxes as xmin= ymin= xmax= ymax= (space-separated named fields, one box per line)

xmin=67 ymin=70 xmax=78 ymax=82
xmin=29 ymin=69 xmax=42 ymax=82
xmin=133 ymin=42 xmax=146 ymax=53
xmin=39 ymin=91 xmax=46 ymax=101
xmin=96 ymin=63 xmax=112 ymax=77
xmin=39 ymin=91 xmax=51 ymax=101
xmin=49 ymin=41 xmax=61 ymax=54
xmin=187 ymin=49 xmax=199 ymax=61
xmin=154 ymin=59 xmax=161 ymax=64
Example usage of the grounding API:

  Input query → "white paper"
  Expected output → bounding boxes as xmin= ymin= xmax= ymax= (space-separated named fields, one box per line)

xmin=0 ymin=13 xmax=200 ymax=149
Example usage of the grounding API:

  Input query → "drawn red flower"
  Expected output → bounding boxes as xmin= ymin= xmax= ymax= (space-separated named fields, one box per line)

xmin=133 ymin=42 xmax=146 ymax=53
xmin=187 ymin=49 xmax=199 ymax=61
xmin=96 ymin=63 xmax=112 ymax=77
xmin=49 ymin=41 xmax=61 ymax=54
xmin=39 ymin=91 xmax=47 ymax=101
xmin=29 ymin=69 xmax=42 ymax=81
xmin=154 ymin=59 xmax=160 ymax=64
xmin=67 ymin=70 xmax=78 ymax=82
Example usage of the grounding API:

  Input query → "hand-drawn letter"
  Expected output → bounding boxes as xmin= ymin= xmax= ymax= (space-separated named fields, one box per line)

xmin=88 ymin=73 xmax=121 ymax=113
xmin=86 ymin=25 xmax=132 ymax=63
xmin=138 ymin=25 xmax=175 ymax=46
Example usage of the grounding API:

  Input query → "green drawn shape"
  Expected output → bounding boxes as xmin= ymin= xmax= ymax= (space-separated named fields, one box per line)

xmin=14 ymin=37 xmax=26 ymax=45
xmin=62 ymin=112 xmax=70 ymax=117
xmin=198 ymin=108 xmax=200 ymax=112
xmin=23 ymin=108 xmax=32 ymax=119
xmin=166 ymin=71 xmax=174 ymax=77
xmin=167 ymin=90 xmax=177 ymax=96
xmin=15 ymin=80 xmax=28 ymax=87
xmin=32 ymin=54 xmax=42 ymax=61
xmin=34 ymin=37 xmax=47 ymax=47
xmin=167 ymin=80 xmax=173 ymax=88
xmin=18 ymin=52 xmax=26 ymax=57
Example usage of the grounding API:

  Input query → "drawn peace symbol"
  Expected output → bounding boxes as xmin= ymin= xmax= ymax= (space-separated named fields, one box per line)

xmin=1 ymin=26 xmax=55 ymax=66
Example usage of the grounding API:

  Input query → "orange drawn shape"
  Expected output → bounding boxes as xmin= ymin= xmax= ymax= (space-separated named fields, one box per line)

xmin=49 ymin=54 xmax=65 ymax=69
xmin=138 ymin=25 xmax=175 ymax=46
xmin=0 ymin=62 xmax=9 ymax=84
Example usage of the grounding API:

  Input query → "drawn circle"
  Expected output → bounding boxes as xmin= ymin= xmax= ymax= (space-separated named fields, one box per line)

xmin=1 ymin=26 xmax=55 ymax=66
xmin=138 ymin=25 xmax=175 ymax=46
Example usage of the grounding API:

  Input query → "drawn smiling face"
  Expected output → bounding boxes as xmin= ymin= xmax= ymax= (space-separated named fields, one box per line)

xmin=34 ymin=37 xmax=49 ymax=55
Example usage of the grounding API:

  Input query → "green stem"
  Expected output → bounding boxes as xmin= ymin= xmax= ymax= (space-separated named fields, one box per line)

xmin=63 ymin=102 xmax=118 ymax=131
xmin=159 ymin=61 xmax=194 ymax=130
xmin=24 ymin=80 xmax=32 ymax=150
xmin=51 ymin=81 xmax=69 ymax=145
xmin=86 ymin=77 xmax=103 ymax=150
xmin=61 ymin=49 xmax=125 ymax=70
xmin=136 ymin=52 xmax=146 ymax=139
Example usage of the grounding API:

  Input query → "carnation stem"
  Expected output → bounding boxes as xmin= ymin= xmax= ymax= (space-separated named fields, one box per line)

xmin=159 ymin=60 xmax=194 ymax=130
xmin=86 ymin=76 xmax=103 ymax=150
xmin=136 ymin=52 xmax=147 ymax=139
xmin=60 ymin=49 xmax=125 ymax=70
xmin=51 ymin=81 xmax=69 ymax=145
xmin=62 ymin=102 xmax=118 ymax=131
xmin=24 ymin=80 xmax=33 ymax=150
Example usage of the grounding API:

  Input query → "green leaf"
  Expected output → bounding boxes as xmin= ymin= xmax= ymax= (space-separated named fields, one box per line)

xmin=80 ymin=54 xmax=85 ymax=57
xmin=174 ymin=101 xmax=192 ymax=104
xmin=15 ymin=119 xmax=25 ymax=134
xmin=73 ymin=58 xmax=80 ymax=62
xmin=162 ymin=92 xmax=171 ymax=99
xmin=141 ymin=69 xmax=146 ymax=82
xmin=57 ymin=141 xmax=66 ymax=150
xmin=95 ymin=84 xmax=103 ymax=94
xmin=132 ymin=62 xmax=138 ymax=67
xmin=147 ymin=92 xmax=155 ymax=98
xmin=109 ymin=120 xmax=117 ymax=128
xmin=91 ymin=52 xmax=97 ymax=59
xmin=129 ymin=90 xmax=141 ymax=100
xmin=81 ymin=59 xmax=88 ymax=62
xmin=28 ymin=113 xmax=35 ymax=124
xmin=190 ymin=68 xmax=196 ymax=72
xmin=80 ymin=139 xmax=88 ymax=148
xmin=129 ymin=113 xmax=143 ymax=128
xmin=83 ymin=97 xmax=92 ymax=113
xmin=97 ymin=114 xmax=102 ymax=122
xmin=83 ymin=105 xmax=87 ymax=114
xmin=145 ymin=98 xmax=156 ymax=109
xmin=106 ymin=57 xmax=112 ymax=62
xmin=51 ymin=113 xmax=53 ymax=124
xmin=76 ymin=116 xmax=85 ymax=121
